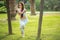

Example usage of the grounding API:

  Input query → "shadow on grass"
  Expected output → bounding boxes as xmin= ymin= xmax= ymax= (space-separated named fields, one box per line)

xmin=0 ymin=33 xmax=16 ymax=40
xmin=16 ymin=36 xmax=24 ymax=40
xmin=0 ymin=34 xmax=9 ymax=40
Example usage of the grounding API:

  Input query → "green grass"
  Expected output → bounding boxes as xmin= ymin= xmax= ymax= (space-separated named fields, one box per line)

xmin=0 ymin=13 xmax=60 ymax=40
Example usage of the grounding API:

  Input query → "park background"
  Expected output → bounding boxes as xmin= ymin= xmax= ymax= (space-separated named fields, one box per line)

xmin=0 ymin=0 xmax=60 ymax=40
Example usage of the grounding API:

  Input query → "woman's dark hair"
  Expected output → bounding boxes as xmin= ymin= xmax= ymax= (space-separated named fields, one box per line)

xmin=18 ymin=2 xmax=24 ymax=11
xmin=18 ymin=2 xmax=24 ymax=18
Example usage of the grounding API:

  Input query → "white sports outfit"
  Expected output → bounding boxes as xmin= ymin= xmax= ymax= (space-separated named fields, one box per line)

xmin=20 ymin=13 xmax=28 ymax=27
xmin=20 ymin=12 xmax=28 ymax=37
xmin=17 ymin=8 xmax=28 ymax=37
xmin=17 ymin=8 xmax=28 ymax=27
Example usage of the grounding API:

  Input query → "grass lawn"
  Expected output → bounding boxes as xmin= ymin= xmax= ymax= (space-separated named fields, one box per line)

xmin=0 ymin=13 xmax=60 ymax=40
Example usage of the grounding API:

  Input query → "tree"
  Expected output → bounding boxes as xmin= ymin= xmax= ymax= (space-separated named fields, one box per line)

xmin=6 ymin=0 xmax=16 ymax=20
xmin=6 ymin=0 xmax=12 ymax=34
xmin=29 ymin=0 xmax=36 ymax=15
xmin=36 ymin=0 xmax=44 ymax=40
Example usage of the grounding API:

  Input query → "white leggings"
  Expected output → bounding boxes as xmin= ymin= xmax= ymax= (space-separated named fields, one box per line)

xmin=20 ymin=26 xmax=24 ymax=36
xmin=20 ymin=19 xmax=28 ymax=27
xmin=20 ymin=19 xmax=28 ymax=36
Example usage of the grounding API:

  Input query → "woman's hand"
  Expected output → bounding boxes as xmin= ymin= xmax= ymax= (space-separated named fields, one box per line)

xmin=22 ymin=9 xmax=26 ymax=14
xmin=20 ymin=9 xmax=26 ymax=14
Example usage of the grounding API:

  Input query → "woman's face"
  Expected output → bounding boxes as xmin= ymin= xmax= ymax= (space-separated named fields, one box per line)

xmin=19 ymin=3 xmax=22 ymax=8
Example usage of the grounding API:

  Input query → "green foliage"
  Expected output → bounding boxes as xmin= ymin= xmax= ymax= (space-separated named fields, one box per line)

xmin=0 ymin=6 xmax=7 ymax=13
xmin=36 ymin=0 xmax=60 ymax=11
xmin=0 ymin=0 xmax=60 ymax=12
xmin=35 ymin=0 xmax=40 ymax=11
xmin=44 ymin=0 xmax=60 ymax=11
xmin=25 ymin=1 xmax=30 ymax=10
xmin=0 ymin=1 xmax=4 ymax=7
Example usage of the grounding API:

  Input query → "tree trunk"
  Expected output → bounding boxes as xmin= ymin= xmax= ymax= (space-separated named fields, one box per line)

xmin=36 ymin=0 xmax=44 ymax=40
xmin=9 ymin=0 xmax=16 ymax=20
xmin=29 ymin=0 xmax=36 ymax=15
xmin=6 ymin=0 xmax=12 ymax=34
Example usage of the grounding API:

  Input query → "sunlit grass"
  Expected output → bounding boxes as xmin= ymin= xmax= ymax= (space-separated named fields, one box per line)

xmin=0 ymin=13 xmax=60 ymax=40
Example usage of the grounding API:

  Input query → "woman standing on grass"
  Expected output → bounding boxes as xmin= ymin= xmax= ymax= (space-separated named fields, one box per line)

xmin=16 ymin=2 xmax=28 ymax=37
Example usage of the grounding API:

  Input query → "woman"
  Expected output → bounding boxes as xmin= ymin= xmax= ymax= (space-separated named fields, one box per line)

xmin=17 ymin=2 xmax=28 ymax=37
